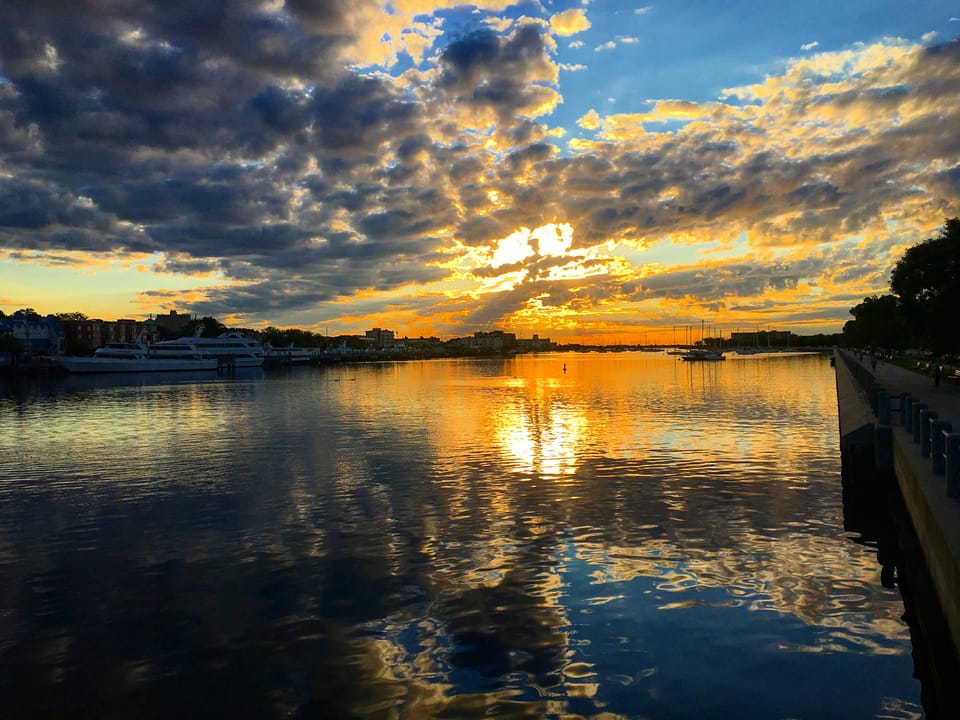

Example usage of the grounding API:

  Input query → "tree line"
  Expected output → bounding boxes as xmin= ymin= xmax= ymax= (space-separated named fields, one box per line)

xmin=843 ymin=218 xmax=960 ymax=355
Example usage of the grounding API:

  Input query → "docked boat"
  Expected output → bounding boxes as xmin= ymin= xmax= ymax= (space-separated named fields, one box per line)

xmin=679 ymin=320 xmax=725 ymax=361
xmin=151 ymin=330 xmax=265 ymax=367
xmin=59 ymin=336 xmax=218 ymax=373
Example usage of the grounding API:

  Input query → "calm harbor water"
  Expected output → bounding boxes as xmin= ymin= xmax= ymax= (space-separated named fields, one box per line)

xmin=0 ymin=353 xmax=925 ymax=718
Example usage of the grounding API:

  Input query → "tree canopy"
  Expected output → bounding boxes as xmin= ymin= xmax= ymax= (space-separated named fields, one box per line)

xmin=183 ymin=316 xmax=228 ymax=337
xmin=843 ymin=294 xmax=906 ymax=350
xmin=890 ymin=217 xmax=960 ymax=353
xmin=844 ymin=217 xmax=960 ymax=354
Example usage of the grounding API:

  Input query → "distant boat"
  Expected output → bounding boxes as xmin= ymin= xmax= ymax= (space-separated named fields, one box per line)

xmin=679 ymin=320 xmax=725 ymax=360
xmin=680 ymin=348 xmax=725 ymax=362
xmin=59 ymin=335 xmax=218 ymax=373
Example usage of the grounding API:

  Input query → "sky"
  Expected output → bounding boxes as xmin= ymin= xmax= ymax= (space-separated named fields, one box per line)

xmin=1 ymin=1 xmax=958 ymax=343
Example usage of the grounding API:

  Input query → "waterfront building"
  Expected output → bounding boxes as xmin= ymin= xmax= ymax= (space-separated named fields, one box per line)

xmin=516 ymin=334 xmax=555 ymax=352
xmin=60 ymin=318 xmax=146 ymax=354
xmin=0 ymin=311 xmax=64 ymax=356
xmin=152 ymin=310 xmax=193 ymax=337
xmin=365 ymin=328 xmax=395 ymax=349
xmin=452 ymin=330 xmax=518 ymax=352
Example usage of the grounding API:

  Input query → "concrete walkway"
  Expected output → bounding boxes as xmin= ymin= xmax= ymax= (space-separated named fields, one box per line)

xmin=839 ymin=350 xmax=960 ymax=660
xmin=855 ymin=353 xmax=960 ymax=420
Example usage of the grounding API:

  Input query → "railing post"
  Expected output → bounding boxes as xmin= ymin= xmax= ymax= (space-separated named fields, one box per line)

xmin=904 ymin=396 xmax=916 ymax=431
xmin=912 ymin=403 xmax=929 ymax=443
xmin=931 ymin=421 xmax=953 ymax=474
xmin=877 ymin=391 xmax=891 ymax=425
xmin=919 ymin=409 xmax=938 ymax=457
xmin=898 ymin=393 xmax=912 ymax=426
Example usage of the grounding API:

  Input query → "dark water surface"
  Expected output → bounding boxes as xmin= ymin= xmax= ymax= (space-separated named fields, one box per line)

xmin=0 ymin=353 xmax=924 ymax=718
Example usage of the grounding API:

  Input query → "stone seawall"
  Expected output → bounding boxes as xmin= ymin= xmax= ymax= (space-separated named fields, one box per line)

xmin=834 ymin=348 xmax=960 ymax=659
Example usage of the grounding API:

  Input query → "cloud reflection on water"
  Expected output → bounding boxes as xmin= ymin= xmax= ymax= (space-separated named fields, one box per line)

xmin=0 ymin=353 xmax=922 ymax=719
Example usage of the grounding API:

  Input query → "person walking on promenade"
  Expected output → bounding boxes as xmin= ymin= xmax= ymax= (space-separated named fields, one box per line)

xmin=934 ymin=363 xmax=942 ymax=387
xmin=871 ymin=355 xmax=877 ymax=372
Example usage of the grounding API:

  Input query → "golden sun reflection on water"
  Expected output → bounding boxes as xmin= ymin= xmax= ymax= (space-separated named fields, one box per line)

xmin=495 ymin=377 xmax=586 ymax=478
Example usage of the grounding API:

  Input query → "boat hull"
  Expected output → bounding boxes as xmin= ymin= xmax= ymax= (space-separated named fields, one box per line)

xmin=59 ymin=357 xmax=219 ymax=373
xmin=680 ymin=351 xmax=725 ymax=361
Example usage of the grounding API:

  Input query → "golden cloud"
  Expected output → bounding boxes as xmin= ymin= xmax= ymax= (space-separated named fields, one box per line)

xmin=577 ymin=109 xmax=602 ymax=130
xmin=550 ymin=8 xmax=591 ymax=37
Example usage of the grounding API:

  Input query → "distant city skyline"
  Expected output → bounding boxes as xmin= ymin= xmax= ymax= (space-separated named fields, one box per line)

xmin=1 ymin=2 xmax=958 ymax=345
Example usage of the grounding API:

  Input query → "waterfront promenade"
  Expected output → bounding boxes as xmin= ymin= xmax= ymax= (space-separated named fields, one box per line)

xmin=836 ymin=349 xmax=960 ymax=663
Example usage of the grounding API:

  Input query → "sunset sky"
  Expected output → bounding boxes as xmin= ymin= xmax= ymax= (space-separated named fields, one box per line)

xmin=1 ymin=1 xmax=958 ymax=343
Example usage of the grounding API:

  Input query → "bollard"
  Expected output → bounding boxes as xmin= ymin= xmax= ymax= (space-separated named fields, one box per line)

xmin=946 ymin=433 xmax=960 ymax=498
xmin=931 ymin=421 xmax=953 ymax=474
xmin=877 ymin=391 xmax=891 ymax=425
xmin=912 ymin=403 xmax=929 ymax=444
xmin=919 ymin=410 xmax=938 ymax=457
xmin=897 ymin=392 xmax=912 ymax=426
xmin=904 ymin=396 xmax=916 ymax=431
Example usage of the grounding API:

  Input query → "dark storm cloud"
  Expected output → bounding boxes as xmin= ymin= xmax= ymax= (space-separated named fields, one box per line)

xmin=0 ymin=178 xmax=152 ymax=251
xmin=0 ymin=0 xmax=438 ymax=295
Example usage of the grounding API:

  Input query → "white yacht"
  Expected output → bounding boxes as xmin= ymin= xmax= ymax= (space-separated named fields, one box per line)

xmin=151 ymin=330 xmax=265 ymax=367
xmin=59 ymin=335 xmax=218 ymax=373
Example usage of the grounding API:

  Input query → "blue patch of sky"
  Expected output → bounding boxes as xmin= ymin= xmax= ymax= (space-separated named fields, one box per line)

xmin=548 ymin=0 xmax=958 ymax=136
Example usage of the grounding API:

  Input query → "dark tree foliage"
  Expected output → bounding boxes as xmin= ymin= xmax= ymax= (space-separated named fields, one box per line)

xmin=262 ymin=326 xmax=326 ymax=348
xmin=55 ymin=311 xmax=89 ymax=321
xmin=843 ymin=294 xmax=906 ymax=350
xmin=890 ymin=217 xmax=960 ymax=353
xmin=184 ymin=316 xmax=228 ymax=337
